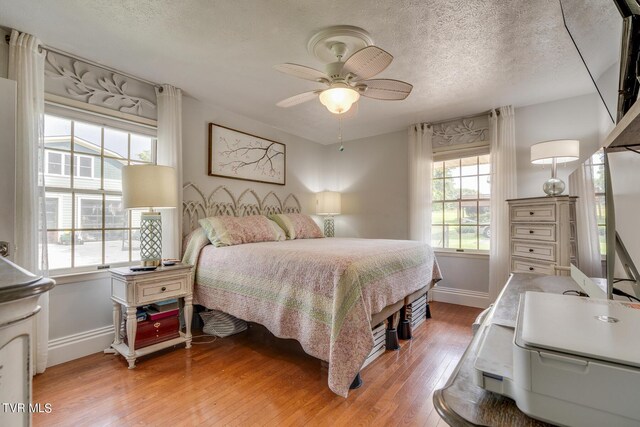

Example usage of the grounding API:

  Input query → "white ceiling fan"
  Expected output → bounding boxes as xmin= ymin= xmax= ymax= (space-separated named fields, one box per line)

xmin=274 ymin=27 xmax=413 ymax=115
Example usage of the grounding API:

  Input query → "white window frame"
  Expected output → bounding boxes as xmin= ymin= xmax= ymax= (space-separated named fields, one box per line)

xmin=45 ymin=151 xmax=95 ymax=178
xmin=73 ymin=154 xmax=95 ymax=178
xmin=43 ymin=105 xmax=157 ymax=275
xmin=45 ymin=151 xmax=64 ymax=176
xmin=431 ymin=149 xmax=491 ymax=254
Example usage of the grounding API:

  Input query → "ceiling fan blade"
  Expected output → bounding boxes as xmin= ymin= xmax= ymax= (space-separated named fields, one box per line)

xmin=342 ymin=46 xmax=393 ymax=81
xmin=276 ymin=90 xmax=320 ymax=108
xmin=359 ymin=79 xmax=413 ymax=100
xmin=274 ymin=63 xmax=329 ymax=82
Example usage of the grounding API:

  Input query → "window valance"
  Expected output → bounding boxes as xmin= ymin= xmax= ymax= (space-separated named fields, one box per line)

xmin=44 ymin=50 xmax=157 ymax=124
xmin=430 ymin=114 xmax=490 ymax=156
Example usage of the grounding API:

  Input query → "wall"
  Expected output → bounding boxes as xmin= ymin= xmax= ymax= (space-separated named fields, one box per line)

xmin=0 ymin=78 xmax=16 ymax=259
xmin=0 ymin=27 xmax=8 ymax=79
xmin=515 ymin=93 xmax=602 ymax=198
xmin=47 ymin=275 xmax=114 ymax=366
xmin=596 ymin=63 xmax=617 ymax=144
xmin=324 ymin=130 xmax=408 ymax=239
xmin=182 ymin=95 xmax=326 ymax=214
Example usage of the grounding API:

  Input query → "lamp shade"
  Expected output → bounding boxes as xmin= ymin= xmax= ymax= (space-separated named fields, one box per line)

xmin=530 ymin=140 xmax=580 ymax=164
xmin=316 ymin=191 xmax=341 ymax=215
xmin=319 ymin=84 xmax=360 ymax=114
xmin=122 ymin=165 xmax=177 ymax=209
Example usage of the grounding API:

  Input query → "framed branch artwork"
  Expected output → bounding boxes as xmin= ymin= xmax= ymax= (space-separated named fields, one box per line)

xmin=208 ymin=123 xmax=286 ymax=185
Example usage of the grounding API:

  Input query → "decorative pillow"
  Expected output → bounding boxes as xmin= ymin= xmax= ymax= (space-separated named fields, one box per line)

xmin=269 ymin=213 xmax=324 ymax=240
xmin=198 ymin=215 xmax=286 ymax=247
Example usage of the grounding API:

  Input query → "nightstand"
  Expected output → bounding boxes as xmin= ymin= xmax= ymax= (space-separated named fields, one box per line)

xmin=105 ymin=263 xmax=193 ymax=368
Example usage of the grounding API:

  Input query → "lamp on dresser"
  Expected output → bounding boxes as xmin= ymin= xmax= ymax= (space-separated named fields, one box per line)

xmin=530 ymin=139 xmax=579 ymax=196
xmin=122 ymin=165 xmax=177 ymax=266
xmin=316 ymin=191 xmax=341 ymax=237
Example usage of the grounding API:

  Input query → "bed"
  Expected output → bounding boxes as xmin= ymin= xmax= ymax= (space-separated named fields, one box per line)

xmin=182 ymin=184 xmax=441 ymax=397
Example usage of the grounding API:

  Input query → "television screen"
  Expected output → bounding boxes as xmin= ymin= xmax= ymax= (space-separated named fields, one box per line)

xmin=561 ymin=0 xmax=622 ymax=124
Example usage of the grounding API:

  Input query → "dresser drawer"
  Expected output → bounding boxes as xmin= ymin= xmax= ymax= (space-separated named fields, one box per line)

xmin=136 ymin=276 xmax=188 ymax=304
xmin=512 ymin=242 xmax=556 ymax=262
xmin=512 ymin=257 xmax=555 ymax=275
xmin=512 ymin=224 xmax=556 ymax=242
xmin=511 ymin=204 xmax=556 ymax=222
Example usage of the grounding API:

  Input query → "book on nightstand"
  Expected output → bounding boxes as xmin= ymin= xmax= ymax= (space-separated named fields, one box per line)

xmin=151 ymin=299 xmax=179 ymax=312
xmin=145 ymin=307 xmax=179 ymax=321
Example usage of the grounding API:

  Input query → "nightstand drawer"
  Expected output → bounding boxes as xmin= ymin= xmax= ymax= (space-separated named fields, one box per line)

xmin=137 ymin=276 xmax=187 ymax=304
xmin=512 ymin=224 xmax=556 ymax=242
xmin=512 ymin=242 xmax=556 ymax=261
xmin=511 ymin=204 xmax=556 ymax=222
xmin=512 ymin=257 xmax=555 ymax=275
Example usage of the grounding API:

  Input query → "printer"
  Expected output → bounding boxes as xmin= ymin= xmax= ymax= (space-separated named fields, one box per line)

xmin=474 ymin=291 xmax=640 ymax=427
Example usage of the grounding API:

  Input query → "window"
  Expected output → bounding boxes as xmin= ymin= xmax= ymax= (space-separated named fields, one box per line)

xmin=45 ymin=151 xmax=95 ymax=178
xmin=589 ymin=149 xmax=606 ymax=255
xmin=43 ymin=113 xmax=156 ymax=272
xmin=431 ymin=154 xmax=491 ymax=251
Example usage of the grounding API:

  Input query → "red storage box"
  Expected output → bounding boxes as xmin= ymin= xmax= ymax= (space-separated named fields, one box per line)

xmin=125 ymin=315 xmax=180 ymax=350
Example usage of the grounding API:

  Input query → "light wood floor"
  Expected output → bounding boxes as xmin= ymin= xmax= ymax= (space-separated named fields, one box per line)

xmin=33 ymin=302 xmax=482 ymax=426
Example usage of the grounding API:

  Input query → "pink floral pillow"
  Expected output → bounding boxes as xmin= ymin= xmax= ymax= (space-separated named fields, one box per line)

xmin=269 ymin=213 xmax=324 ymax=239
xmin=199 ymin=215 xmax=286 ymax=247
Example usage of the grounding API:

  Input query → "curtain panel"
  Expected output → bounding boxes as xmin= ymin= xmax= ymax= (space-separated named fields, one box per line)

xmin=569 ymin=163 xmax=602 ymax=277
xmin=9 ymin=29 xmax=50 ymax=373
xmin=488 ymin=106 xmax=517 ymax=301
xmin=408 ymin=124 xmax=433 ymax=242
xmin=155 ymin=85 xmax=183 ymax=259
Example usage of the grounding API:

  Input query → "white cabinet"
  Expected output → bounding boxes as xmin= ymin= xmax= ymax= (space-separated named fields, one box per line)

xmin=0 ymin=258 xmax=54 ymax=427
xmin=508 ymin=196 xmax=577 ymax=276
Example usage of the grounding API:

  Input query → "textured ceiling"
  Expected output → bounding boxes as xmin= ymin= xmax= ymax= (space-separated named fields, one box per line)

xmin=0 ymin=0 xmax=619 ymax=144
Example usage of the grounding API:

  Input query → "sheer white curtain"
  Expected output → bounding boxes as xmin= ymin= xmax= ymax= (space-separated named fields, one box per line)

xmin=408 ymin=124 xmax=433 ymax=242
xmin=155 ymin=85 xmax=183 ymax=258
xmin=569 ymin=163 xmax=602 ymax=277
xmin=489 ymin=106 xmax=517 ymax=301
xmin=9 ymin=30 xmax=49 ymax=373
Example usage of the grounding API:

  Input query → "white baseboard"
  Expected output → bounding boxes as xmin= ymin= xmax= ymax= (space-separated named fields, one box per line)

xmin=431 ymin=286 xmax=490 ymax=309
xmin=48 ymin=325 xmax=114 ymax=367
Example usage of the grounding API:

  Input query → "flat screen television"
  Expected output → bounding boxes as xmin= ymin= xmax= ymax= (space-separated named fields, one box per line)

xmin=563 ymin=0 xmax=640 ymax=300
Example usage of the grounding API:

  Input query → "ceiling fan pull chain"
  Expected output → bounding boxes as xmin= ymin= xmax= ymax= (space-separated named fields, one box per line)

xmin=338 ymin=115 xmax=344 ymax=152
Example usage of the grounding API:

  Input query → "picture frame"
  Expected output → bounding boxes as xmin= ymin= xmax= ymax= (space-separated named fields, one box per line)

xmin=208 ymin=123 xmax=286 ymax=185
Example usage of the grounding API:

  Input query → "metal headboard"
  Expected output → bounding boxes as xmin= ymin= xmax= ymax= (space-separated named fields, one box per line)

xmin=182 ymin=182 xmax=302 ymax=236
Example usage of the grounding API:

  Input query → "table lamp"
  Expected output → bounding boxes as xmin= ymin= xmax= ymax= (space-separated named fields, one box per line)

xmin=530 ymin=139 xmax=579 ymax=196
xmin=122 ymin=165 xmax=177 ymax=266
xmin=316 ymin=191 xmax=341 ymax=237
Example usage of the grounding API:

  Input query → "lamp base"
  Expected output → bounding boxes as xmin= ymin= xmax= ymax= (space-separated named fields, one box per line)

xmin=543 ymin=177 xmax=566 ymax=196
xmin=323 ymin=217 xmax=335 ymax=237
xmin=140 ymin=211 xmax=162 ymax=266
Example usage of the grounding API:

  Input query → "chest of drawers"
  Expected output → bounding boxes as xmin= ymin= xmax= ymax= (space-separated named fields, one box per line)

xmin=508 ymin=196 xmax=577 ymax=276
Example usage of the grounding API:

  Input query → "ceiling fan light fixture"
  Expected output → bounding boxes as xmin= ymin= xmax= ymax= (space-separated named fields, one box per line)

xmin=319 ymin=86 xmax=360 ymax=114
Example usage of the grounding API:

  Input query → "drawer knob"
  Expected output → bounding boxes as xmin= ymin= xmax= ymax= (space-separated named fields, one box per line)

xmin=529 ymin=230 xmax=534 ymax=234
xmin=529 ymin=211 xmax=534 ymax=215
xmin=529 ymin=248 xmax=534 ymax=253
xmin=161 ymin=286 xmax=167 ymax=292
xmin=154 ymin=322 xmax=161 ymax=328
xmin=529 ymin=267 xmax=534 ymax=271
